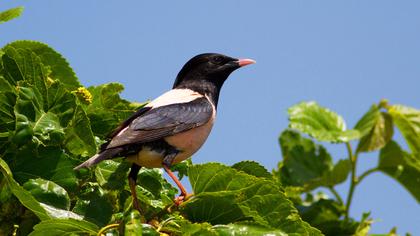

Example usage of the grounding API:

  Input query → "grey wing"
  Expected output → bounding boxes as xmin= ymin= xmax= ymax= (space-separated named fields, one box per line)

xmin=105 ymin=97 xmax=213 ymax=149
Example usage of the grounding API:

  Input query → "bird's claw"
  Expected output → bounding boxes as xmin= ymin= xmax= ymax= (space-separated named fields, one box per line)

xmin=174 ymin=193 xmax=193 ymax=206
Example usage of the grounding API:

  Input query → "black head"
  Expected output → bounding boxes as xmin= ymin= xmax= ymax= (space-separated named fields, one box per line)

xmin=173 ymin=53 xmax=255 ymax=93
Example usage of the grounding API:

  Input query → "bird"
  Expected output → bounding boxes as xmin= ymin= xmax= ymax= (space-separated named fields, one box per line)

xmin=74 ymin=53 xmax=255 ymax=212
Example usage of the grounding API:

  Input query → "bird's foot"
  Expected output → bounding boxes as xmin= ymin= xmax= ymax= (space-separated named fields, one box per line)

xmin=174 ymin=193 xmax=193 ymax=206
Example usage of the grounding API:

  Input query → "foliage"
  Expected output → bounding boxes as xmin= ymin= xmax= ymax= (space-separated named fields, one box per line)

xmin=0 ymin=6 xmax=23 ymax=24
xmin=1 ymin=11 xmax=418 ymax=235
xmin=276 ymin=100 xmax=420 ymax=235
xmin=0 ymin=39 xmax=320 ymax=235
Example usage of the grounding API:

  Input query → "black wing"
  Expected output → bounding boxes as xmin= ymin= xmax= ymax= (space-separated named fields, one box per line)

xmin=105 ymin=97 xmax=213 ymax=149
xmin=108 ymin=106 xmax=152 ymax=139
xmin=99 ymin=106 xmax=152 ymax=152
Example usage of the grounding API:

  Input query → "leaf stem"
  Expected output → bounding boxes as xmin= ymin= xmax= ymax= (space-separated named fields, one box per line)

xmin=344 ymin=142 xmax=358 ymax=221
xmin=358 ymin=167 xmax=379 ymax=184
xmin=97 ymin=223 xmax=119 ymax=236
xmin=346 ymin=142 xmax=355 ymax=163
xmin=151 ymin=202 xmax=176 ymax=220
xmin=328 ymin=186 xmax=344 ymax=205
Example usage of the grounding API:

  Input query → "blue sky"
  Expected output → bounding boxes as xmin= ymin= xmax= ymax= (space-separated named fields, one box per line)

xmin=2 ymin=1 xmax=419 ymax=234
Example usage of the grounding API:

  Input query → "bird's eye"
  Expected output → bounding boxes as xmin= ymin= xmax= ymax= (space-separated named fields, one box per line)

xmin=212 ymin=56 xmax=224 ymax=64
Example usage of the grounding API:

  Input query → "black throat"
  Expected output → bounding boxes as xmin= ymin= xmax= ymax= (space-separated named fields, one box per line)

xmin=174 ymin=79 xmax=222 ymax=108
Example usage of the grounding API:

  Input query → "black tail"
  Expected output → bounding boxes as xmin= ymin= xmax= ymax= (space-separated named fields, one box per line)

xmin=73 ymin=148 xmax=122 ymax=170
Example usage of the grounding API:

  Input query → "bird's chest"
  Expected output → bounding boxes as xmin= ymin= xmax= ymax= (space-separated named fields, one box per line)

xmin=165 ymin=117 xmax=215 ymax=163
xmin=127 ymin=114 xmax=215 ymax=168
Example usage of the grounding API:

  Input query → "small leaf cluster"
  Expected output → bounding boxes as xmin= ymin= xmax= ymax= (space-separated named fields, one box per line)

xmin=275 ymin=100 xmax=420 ymax=235
xmin=0 ymin=6 xmax=23 ymax=24
xmin=0 ymin=40 xmax=141 ymax=235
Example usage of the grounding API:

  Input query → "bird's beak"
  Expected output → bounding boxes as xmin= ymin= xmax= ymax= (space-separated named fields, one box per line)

xmin=237 ymin=58 xmax=256 ymax=67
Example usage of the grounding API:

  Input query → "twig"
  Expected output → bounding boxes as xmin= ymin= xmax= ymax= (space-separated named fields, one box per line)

xmin=328 ymin=186 xmax=344 ymax=205
xmin=358 ymin=167 xmax=379 ymax=184
xmin=97 ymin=223 xmax=119 ymax=236
xmin=344 ymin=142 xmax=358 ymax=220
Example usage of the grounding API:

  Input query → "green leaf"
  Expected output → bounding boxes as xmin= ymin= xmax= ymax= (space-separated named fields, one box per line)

xmin=321 ymin=159 xmax=351 ymax=187
xmin=283 ymin=186 xmax=305 ymax=205
xmin=13 ymin=86 xmax=42 ymax=144
xmin=141 ymin=224 xmax=160 ymax=236
xmin=43 ymin=80 xmax=78 ymax=127
xmin=388 ymin=104 xmax=420 ymax=155
xmin=162 ymin=218 xmax=215 ymax=236
xmin=1 ymin=45 xmax=96 ymax=155
xmin=278 ymin=130 xmax=332 ymax=188
xmin=1 ymin=158 xmax=82 ymax=221
xmin=7 ymin=146 xmax=78 ymax=192
xmin=354 ymin=212 xmax=373 ymax=236
xmin=3 ymin=159 xmax=75 ymax=220
xmin=213 ymin=224 xmax=287 ymax=236
xmin=183 ymin=163 xmax=322 ymax=235
xmin=298 ymin=199 xmax=358 ymax=235
xmin=288 ymin=101 xmax=360 ymax=143
xmin=39 ymin=203 xmax=83 ymax=220
xmin=355 ymin=105 xmax=393 ymax=153
xmin=371 ymin=227 xmax=398 ymax=236
xmin=232 ymin=161 xmax=272 ymax=178
xmin=277 ymin=130 xmax=349 ymax=190
xmin=1 ymin=46 xmax=48 ymax=86
xmin=171 ymin=159 xmax=192 ymax=180
xmin=163 ymin=218 xmax=288 ymax=236
xmin=378 ymin=141 xmax=420 ymax=202
xmin=354 ymin=105 xmax=381 ymax=136
xmin=72 ymin=183 xmax=113 ymax=227
xmin=23 ymin=178 xmax=70 ymax=210
xmin=0 ymin=7 xmax=23 ymax=24
xmin=0 ymin=76 xmax=16 ymax=135
xmin=180 ymin=222 xmax=216 ymax=236
xmin=3 ymin=41 xmax=81 ymax=90
xmin=85 ymin=83 xmax=142 ymax=138
xmin=0 ymin=157 xmax=50 ymax=220
xmin=28 ymin=219 xmax=99 ymax=236
xmin=123 ymin=211 xmax=143 ymax=236
xmin=182 ymin=191 xmax=249 ymax=224
xmin=137 ymin=168 xmax=167 ymax=198
xmin=95 ymin=160 xmax=130 ymax=190
xmin=131 ymin=168 xmax=178 ymax=218
xmin=64 ymin=105 xmax=96 ymax=157
xmin=13 ymin=84 xmax=67 ymax=145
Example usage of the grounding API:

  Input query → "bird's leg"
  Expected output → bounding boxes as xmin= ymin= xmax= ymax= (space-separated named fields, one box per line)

xmin=162 ymin=152 xmax=192 ymax=205
xmin=128 ymin=164 xmax=143 ymax=214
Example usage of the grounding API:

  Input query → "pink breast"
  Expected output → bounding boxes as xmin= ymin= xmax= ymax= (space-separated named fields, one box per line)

xmin=165 ymin=117 xmax=215 ymax=164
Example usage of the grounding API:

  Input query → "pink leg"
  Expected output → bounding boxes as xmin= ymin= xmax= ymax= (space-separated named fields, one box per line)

xmin=163 ymin=165 xmax=191 ymax=205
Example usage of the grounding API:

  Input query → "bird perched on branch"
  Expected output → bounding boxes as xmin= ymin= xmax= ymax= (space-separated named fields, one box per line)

xmin=74 ymin=53 xmax=255 ymax=211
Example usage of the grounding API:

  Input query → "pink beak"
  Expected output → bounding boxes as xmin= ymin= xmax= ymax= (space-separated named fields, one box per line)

xmin=238 ymin=58 xmax=256 ymax=67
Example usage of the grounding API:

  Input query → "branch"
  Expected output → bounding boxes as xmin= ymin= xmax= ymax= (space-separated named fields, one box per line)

xmin=328 ymin=186 xmax=344 ymax=205
xmin=344 ymin=142 xmax=358 ymax=221
xmin=358 ymin=167 xmax=379 ymax=184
